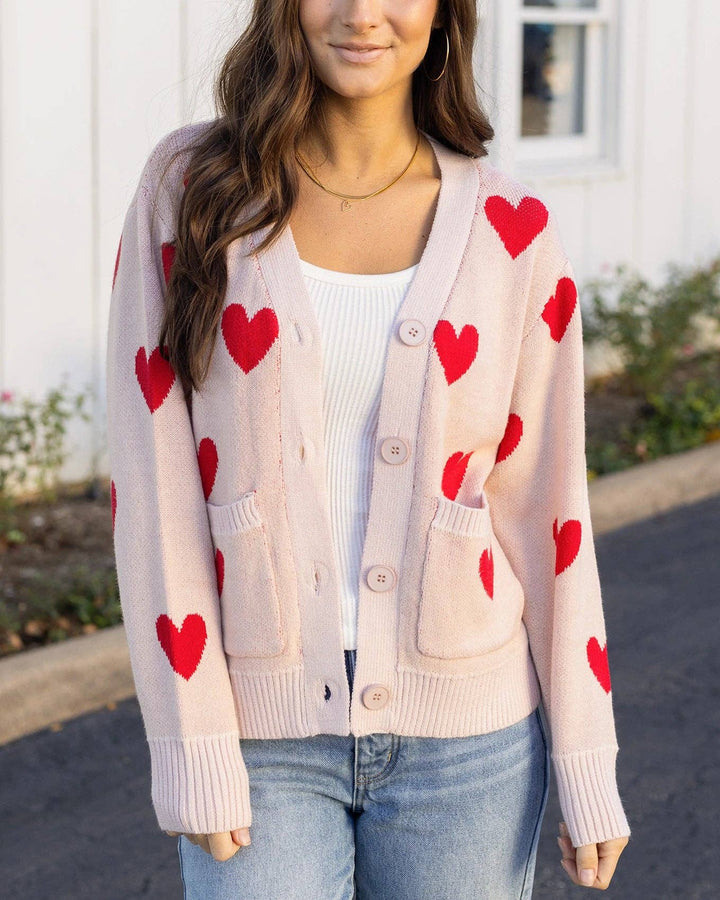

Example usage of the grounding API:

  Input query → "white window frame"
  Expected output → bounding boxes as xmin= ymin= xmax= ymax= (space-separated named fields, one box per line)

xmin=492 ymin=0 xmax=622 ymax=178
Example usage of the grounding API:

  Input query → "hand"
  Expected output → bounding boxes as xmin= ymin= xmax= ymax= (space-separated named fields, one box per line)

xmin=165 ymin=827 xmax=251 ymax=861
xmin=557 ymin=821 xmax=628 ymax=890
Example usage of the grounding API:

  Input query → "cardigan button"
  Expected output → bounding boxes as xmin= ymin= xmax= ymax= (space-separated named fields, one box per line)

xmin=398 ymin=319 xmax=425 ymax=347
xmin=380 ymin=436 xmax=409 ymax=464
xmin=361 ymin=683 xmax=390 ymax=709
xmin=398 ymin=318 xmax=426 ymax=345
xmin=366 ymin=565 xmax=396 ymax=592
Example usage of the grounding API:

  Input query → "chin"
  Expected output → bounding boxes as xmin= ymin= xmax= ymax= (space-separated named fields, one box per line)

xmin=323 ymin=71 xmax=394 ymax=99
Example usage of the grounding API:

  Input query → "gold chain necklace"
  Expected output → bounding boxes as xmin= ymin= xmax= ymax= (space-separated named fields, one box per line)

xmin=295 ymin=129 xmax=421 ymax=211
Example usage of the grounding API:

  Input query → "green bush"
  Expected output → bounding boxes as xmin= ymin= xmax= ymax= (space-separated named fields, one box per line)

xmin=0 ymin=377 xmax=93 ymax=544
xmin=583 ymin=255 xmax=720 ymax=395
xmin=631 ymin=379 xmax=720 ymax=456
xmin=583 ymin=255 xmax=720 ymax=473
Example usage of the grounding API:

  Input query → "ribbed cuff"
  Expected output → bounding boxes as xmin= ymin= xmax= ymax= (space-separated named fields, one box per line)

xmin=552 ymin=745 xmax=631 ymax=847
xmin=148 ymin=732 xmax=252 ymax=834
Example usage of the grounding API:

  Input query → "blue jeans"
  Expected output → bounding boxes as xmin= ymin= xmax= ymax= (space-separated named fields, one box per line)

xmin=178 ymin=649 xmax=550 ymax=899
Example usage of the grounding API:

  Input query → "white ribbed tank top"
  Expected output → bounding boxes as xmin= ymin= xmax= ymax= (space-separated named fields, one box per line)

xmin=299 ymin=257 xmax=419 ymax=651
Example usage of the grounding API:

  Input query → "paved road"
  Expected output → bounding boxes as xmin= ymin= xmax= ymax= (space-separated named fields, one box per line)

xmin=2 ymin=493 xmax=718 ymax=899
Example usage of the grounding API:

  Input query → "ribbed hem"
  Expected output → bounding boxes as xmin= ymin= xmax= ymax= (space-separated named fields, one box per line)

xmin=229 ymin=664 xmax=311 ymax=737
xmin=148 ymin=732 xmax=251 ymax=833
xmin=392 ymin=650 xmax=541 ymax=735
xmin=552 ymin=745 xmax=632 ymax=847
xmin=228 ymin=639 xmax=542 ymax=738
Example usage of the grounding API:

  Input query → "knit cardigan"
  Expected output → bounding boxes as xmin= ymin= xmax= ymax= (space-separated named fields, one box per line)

xmin=106 ymin=119 xmax=632 ymax=849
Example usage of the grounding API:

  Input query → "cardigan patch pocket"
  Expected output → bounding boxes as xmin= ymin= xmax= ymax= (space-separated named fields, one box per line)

xmin=417 ymin=490 xmax=513 ymax=659
xmin=205 ymin=490 xmax=286 ymax=658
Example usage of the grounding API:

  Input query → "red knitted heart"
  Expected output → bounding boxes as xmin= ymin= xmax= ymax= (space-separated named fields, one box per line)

xmin=485 ymin=195 xmax=549 ymax=259
xmin=215 ymin=548 xmax=224 ymax=597
xmin=222 ymin=303 xmax=279 ymax=374
xmin=197 ymin=437 xmax=219 ymax=501
xmin=111 ymin=480 xmax=117 ymax=533
xmin=161 ymin=242 xmax=176 ymax=286
xmin=587 ymin=637 xmax=612 ymax=693
xmin=135 ymin=346 xmax=176 ymax=413
xmin=442 ymin=451 xmax=473 ymax=500
xmin=496 ymin=413 xmax=523 ymax=463
xmin=112 ymin=234 xmax=122 ymax=291
xmin=553 ymin=517 xmax=582 ymax=575
xmin=479 ymin=546 xmax=493 ymax=598
xmin=156 ymin=613 xmax=207 ymax=680
xmin=542 ymin=276 xmax=578 ymax=342
xmin=433 ymin=320 xmax=479 ymax=385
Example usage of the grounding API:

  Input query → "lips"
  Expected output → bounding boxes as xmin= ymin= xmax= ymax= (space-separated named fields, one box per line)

xmin=332 ymin=45 xmax=388 ymax=63
xmin=336 ymin=45 xmax=384 ymax=51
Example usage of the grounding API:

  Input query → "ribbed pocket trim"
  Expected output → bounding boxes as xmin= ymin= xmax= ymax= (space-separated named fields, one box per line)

xmin=206 ymin=491 xmax=262 ymax=534
xmin=432 ymin=491 xmax=489 ymax=537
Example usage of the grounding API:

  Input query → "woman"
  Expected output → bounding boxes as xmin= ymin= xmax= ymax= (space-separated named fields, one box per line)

xmin=106 ymin=1 xmax=631 ymax=897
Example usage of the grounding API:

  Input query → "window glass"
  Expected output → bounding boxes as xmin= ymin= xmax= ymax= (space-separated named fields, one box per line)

xmin=522 ymin=24 xmax=586 ymax=136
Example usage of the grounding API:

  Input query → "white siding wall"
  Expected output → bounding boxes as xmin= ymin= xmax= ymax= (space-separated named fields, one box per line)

xmin=0 ymin=0 xmax=246 ymax=485
xmin=489 ymin=0 xmax=720 ymax=286
xmin=0 ymin=0 xmax=717 ymax=486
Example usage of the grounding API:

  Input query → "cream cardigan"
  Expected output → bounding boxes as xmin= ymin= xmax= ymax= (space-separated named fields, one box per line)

xmin=106 ymin=119 xmax=632 ymax=848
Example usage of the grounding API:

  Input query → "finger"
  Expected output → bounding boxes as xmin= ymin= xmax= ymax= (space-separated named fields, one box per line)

xmin=561 ymin=857 xmax=602 ymax=889
xmin=595 ymin=851 xmax=621 ymax=890
xmin=556 ymin=822 xmax=573 ymax=857
xmin=595 ymin=838 xmax=628 ymax=890
xmin=558 ymin=822 xmax=584 ymax=886
xmin=165 ymin=830 xmax=180 ymax=837
xmin=556 ymin=824 xmax=575 ymax=853
xmin=188 ymin=834 xmax=212 ymax=855
xmin=576 ymin=843 xmax=599 ymax=887
xmin=559 ymin=856 xmax=581 ymax=885
xmin=208 ymin=831 xmax=241 ymax=862
xmin=231 ymin=827 xmax=252 ymax=847
xmin=559 ymin=849 xmax=598 ymax=888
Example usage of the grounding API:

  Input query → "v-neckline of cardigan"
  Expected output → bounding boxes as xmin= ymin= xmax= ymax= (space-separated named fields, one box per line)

xmin=249 ymin=130 xmax=481 ymax=346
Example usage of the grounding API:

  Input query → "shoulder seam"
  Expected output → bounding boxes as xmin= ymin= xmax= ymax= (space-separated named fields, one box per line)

xmin=141 ymin=121 xmax=214 ymax=231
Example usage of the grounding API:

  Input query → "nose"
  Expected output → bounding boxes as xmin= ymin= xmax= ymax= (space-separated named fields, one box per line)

xmin=340 ymin=0 xmax=384 ymax=33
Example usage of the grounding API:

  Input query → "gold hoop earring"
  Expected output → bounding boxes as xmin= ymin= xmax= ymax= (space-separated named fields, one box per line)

xmin=422 ymin=27 xmax=449 ymax=82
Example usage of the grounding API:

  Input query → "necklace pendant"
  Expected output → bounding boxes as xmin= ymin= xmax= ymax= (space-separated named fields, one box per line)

xmin=341 ymin=199 xmax=351 ymax=211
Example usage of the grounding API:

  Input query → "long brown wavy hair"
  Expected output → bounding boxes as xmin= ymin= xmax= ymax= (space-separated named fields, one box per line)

xmin=154 ymin=0 xmax=495 ymax=398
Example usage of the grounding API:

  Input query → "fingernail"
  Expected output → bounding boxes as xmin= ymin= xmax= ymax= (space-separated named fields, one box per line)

xmin=580 ymin=868 xmax=595 ymax=885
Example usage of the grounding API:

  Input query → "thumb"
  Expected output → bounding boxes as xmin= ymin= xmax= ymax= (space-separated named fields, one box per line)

xmin=576 ymin=843 xmax=599 ymax=886
xmin=231 ymin=827 xmax=252 ymax=847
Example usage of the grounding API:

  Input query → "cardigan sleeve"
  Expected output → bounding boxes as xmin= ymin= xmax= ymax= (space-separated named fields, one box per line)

xmin=105 ymin=133 xmax=252 ymax=835
xmin=483 ymin=253 xmax=632 ymax=849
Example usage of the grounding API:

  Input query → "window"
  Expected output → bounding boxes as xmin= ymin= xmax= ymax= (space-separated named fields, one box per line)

xmin=515 ymin=0 xmax=618 ymax=167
